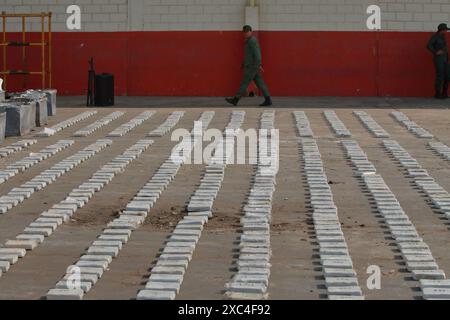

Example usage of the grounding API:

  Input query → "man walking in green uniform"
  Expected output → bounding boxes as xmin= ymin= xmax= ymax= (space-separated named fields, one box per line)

xmin=226 ymin=25 xmax=272 ymax=107
xmin=427 ymin=23 xmax=449 ymax=99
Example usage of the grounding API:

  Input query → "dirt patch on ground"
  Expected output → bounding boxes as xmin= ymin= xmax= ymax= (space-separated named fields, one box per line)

xmin=70 ymin=206 xmax=121 ymax=227
xmin=145 ymin=205 xmax=186 ymax=230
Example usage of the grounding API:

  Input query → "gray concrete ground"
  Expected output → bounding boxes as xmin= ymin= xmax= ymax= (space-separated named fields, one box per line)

xmin=59 ymin=96 xmax=450 ymax=109
xmin=0 ymin=97 xmax=449 ymax=300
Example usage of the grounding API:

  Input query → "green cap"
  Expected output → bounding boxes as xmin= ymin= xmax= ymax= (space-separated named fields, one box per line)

xmin=243 ymin=25 xmax=252 ymax=32
xmin=438 ymin=23 xmax=449 ymax=31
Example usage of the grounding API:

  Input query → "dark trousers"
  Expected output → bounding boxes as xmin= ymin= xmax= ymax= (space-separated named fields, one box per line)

xmin=235 ymin=67 xmax=271 ymax=99
xmin=434 ymin=55 xmax=449 ymax=96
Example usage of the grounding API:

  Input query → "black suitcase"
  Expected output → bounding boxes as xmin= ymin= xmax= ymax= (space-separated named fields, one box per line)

xmin=95 ymin=73 xmax=114 ymax=107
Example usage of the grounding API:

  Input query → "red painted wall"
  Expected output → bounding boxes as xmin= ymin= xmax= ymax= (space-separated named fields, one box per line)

xmin=378 ymin=32 xmax=436 ymax=97
xmin=1 ymin=31 xmax=439 ymax=97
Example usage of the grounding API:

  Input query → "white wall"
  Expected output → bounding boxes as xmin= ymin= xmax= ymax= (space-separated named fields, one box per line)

xmin=141 ymin=0 xmax=246 ymax=31
xmin=1 ymin=0 xmax=129 ymax=32
xmin=260 ymin=0 xmax=450 ymax=31
xmin=1 ymin=0 xmax=449 ymax=32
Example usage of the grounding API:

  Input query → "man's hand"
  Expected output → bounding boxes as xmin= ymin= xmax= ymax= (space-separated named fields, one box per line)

xmin=436 ymin=49 xmax=445 ymax=55
xmin=259 ymin=66 xmax=265 ymax=73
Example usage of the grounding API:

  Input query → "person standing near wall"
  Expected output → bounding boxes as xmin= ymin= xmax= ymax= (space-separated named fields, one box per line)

xmin=226 ymin=25 xmax=273 ymax=107
xmin=427 ymin=23 xmax=449 ymax=99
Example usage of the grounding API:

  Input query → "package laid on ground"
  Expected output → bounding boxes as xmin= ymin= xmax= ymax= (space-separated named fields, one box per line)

xmin=41 ymin=127 xmax=57 ymax=136
xmin=0 ymin=110 xmax=6 ymax=143
xmin=0 ymin=102 xmax=36 ymax=137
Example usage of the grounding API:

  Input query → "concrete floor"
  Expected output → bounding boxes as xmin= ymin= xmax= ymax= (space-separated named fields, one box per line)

xmin=0 ymin=98 xmax=449 ymax=300
xmin=59 ymin=96 xmax=450 ymax=109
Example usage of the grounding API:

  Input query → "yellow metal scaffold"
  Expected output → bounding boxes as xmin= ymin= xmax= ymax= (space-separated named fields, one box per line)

xmin=0 ymin=12 xmax=52 ymax=91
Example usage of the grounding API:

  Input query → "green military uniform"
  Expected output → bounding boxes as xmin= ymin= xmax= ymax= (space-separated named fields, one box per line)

xmin=427 ymin=31 xmax=449 ymax=97
xmin=235 ymin=36 xmax=271 ymax=99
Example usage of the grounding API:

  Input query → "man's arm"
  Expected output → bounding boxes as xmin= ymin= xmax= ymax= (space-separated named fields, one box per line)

xmin=250 ymin=38 xmax=262 ymax=67
xmin=427 ymin=35 xmax=437 ymax=54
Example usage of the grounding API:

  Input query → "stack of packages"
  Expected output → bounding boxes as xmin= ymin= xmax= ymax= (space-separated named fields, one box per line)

xmin=0 ymin=79 xmax=5 ymax=142
xmin=0 ymin=78 xmax=4 ymax=102
xmin=0 ymin=89 xmax=57 ymax=138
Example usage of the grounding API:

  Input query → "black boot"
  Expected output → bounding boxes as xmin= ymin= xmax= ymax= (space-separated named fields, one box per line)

xmin=442 ymin=86 xmax=449 ymax=99
xmin=260 ymin=96 xmax=273 ymax=107
xmin=225 ymin=97 xmax=239 ymax=106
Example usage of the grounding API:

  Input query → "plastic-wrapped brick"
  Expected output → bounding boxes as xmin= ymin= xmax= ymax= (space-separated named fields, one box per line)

xmin=0 ymin=102 xmax=36 ymax=137
xmin=0 ymin=110 xmax=5 ymax=143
